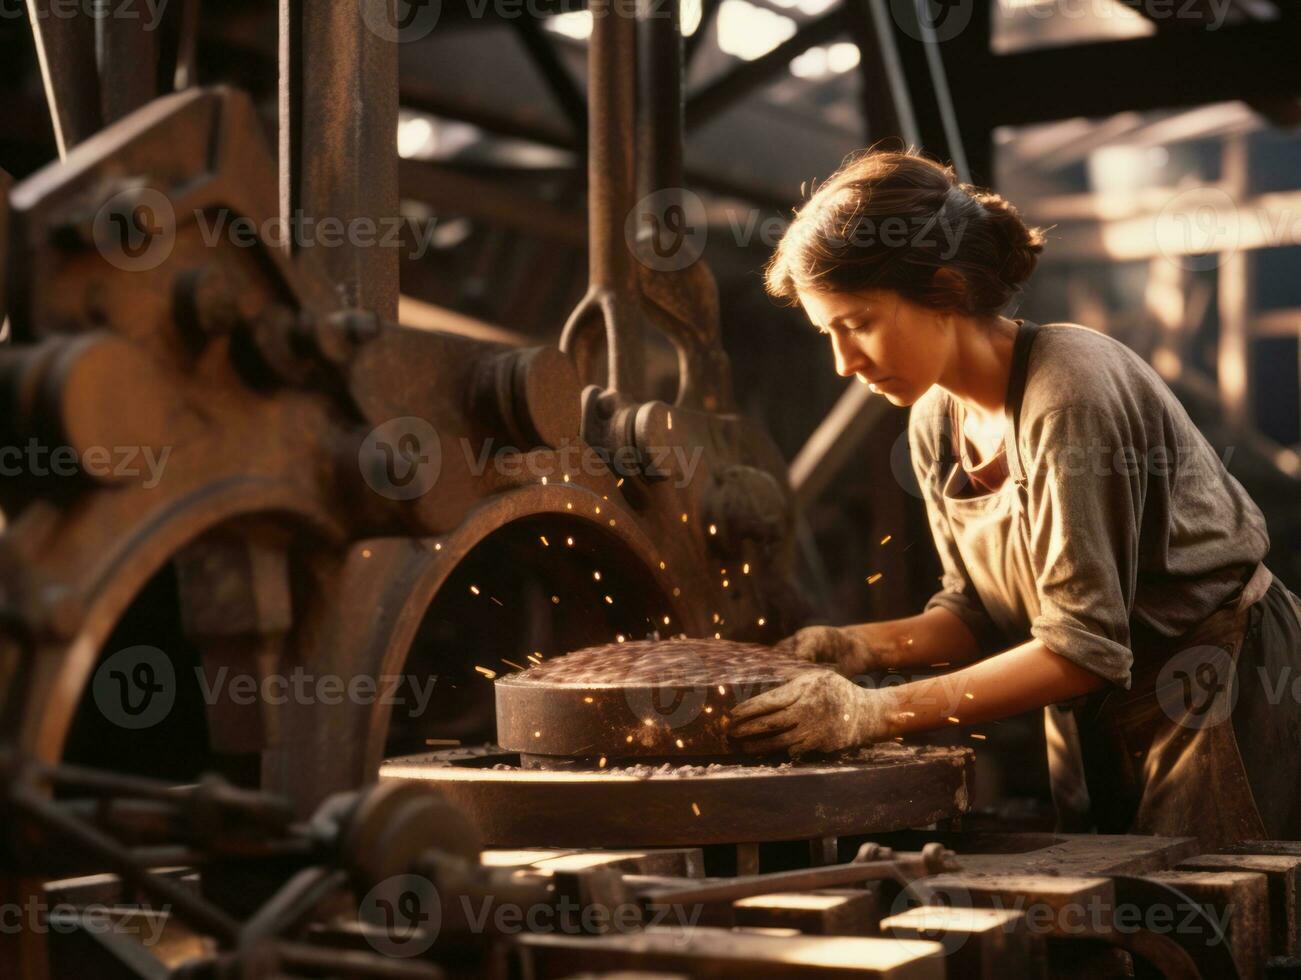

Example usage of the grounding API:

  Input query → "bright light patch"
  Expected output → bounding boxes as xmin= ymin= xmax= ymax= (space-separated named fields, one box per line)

xmin=718 ymin=0 xmax=796 ymax=62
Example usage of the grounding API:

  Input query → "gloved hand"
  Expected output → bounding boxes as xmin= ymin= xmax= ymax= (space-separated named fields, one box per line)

xmin=773 ymin=625 xmax=888 ymax=678
xmin=729 ymin=671 xmax=898 ymax=756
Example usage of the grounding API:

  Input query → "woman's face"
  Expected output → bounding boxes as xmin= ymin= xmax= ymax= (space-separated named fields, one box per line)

xmin=796 ymin=287 xmax=952 ymax=407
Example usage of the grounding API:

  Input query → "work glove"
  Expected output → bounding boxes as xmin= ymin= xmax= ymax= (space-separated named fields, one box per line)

xmin=773 ymin=625 xmax=887 ymax=678
xmin=729 ymin=671 xmax=897 ymax=756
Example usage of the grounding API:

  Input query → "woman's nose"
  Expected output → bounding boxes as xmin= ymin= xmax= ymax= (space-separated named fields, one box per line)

xmin=830 ymin=332 xmax=867 ymax=377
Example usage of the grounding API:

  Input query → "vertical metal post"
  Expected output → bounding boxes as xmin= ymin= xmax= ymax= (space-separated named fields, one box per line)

xmin=561 ymin=0 xmax=646 ymax=395
xmin=279 ymin=0 xmax=399 ymax=319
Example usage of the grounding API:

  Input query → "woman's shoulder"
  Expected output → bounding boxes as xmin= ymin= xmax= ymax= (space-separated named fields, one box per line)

xmin=1022 ymin=322 xmax=1165 ymax=421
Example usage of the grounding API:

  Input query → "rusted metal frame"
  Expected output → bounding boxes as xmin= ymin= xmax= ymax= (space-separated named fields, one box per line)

xmin=684 ymin=8 xmax=847 ymax=131
xmin=560 ymin=0 xmax=646 ymax=394
xmin=510 ymin=15 xmax=588 ymax=142
xmin=279 ymin=0 xmax=400 ymax=320
xmin=24 ymin=0 xmax=103 ymax=157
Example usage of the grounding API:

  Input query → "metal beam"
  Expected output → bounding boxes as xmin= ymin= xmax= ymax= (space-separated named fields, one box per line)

xmin=25 ymin=0 xmax=102 ymax=157
xmin=685 ymin=8 xmax=847 ymax=130
xmin=279 ymin=1 xmax=400 ymax=318
xmin=980 ymin=16 xmax=1301 ymax=127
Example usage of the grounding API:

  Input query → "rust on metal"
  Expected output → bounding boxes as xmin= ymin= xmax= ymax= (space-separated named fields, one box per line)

xmin=495 ymin=637 xmax=830 ymax=761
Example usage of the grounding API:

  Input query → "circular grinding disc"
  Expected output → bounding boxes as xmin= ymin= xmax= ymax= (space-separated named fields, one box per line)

xmin=494 ymin=637 xmax=831 ymax=760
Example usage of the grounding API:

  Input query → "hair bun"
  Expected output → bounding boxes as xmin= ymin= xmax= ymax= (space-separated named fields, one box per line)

xmin=964 ymin=186 xmax=1046 ymax=288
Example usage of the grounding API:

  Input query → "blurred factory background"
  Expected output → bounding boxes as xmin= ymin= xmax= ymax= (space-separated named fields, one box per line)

xmin=0 ymin=0 xmax=1297 ymax=823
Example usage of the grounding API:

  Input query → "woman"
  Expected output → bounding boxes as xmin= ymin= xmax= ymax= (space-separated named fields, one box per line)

xmin=731 ymin=148 xmax=1301 ymax=847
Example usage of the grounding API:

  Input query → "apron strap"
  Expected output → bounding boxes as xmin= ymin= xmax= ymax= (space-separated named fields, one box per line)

xmin=1003 ymin=319 xmax=1042 ymax=488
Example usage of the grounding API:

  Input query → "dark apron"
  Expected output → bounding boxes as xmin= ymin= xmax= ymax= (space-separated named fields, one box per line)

xmin=939 ymin=321 xmax=1296 ymax=848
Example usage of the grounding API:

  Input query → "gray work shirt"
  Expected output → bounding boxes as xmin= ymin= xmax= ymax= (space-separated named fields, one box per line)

xmin=908 ymin=322 xmax=1270 ymax=688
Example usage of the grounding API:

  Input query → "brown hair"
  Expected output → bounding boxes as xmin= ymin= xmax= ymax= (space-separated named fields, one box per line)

xmin=764 ymin=147 xmax=1047 ymax=317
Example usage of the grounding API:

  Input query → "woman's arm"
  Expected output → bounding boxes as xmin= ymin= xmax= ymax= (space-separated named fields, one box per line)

xmin=841 ymin=606 xmax=983 ymax=671
xmin=732 ymin=637 xmax=1109 ymax=754
xmin=882 ymin=637 xmax=1108 ymax=736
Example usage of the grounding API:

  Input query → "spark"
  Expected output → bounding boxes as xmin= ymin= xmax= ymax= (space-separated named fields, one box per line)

xmin=842 ymin=713 xmax=850 ymax=722
xmin=361 ymin=548 xmax=372 ymax=559
xmin=712 ymin=613 xmax=720 ymax=623
xmin=932 ymin=662 xmax=950 ymax=668
xmin=533 ymin=730 xmax=541 ymax=738
xmin=540 ymin=535 xmax=550 ymax=546
xmin=644 ymin=718 xmax=654 ymax=726
xmin=616 ymin=478 xmax=624 ymax=487
xmin=609 ymin=519 xmax=616 ymax=527
xmin=905 ymin=637 xmax=914 ymax=647
xmin=709 ymin=524 xmax=718 ymax=536
xmin=964 ymin=692 xmax=975 ymax=700
xmin=722 ymin=579 xmax=729 ymax=588
xmin=501 ymin=659 xmax=528 ymax=671
xmin=475 ymin=666 xmax=498 ymax=679
xmin=566 ymin=537 xmax=574 ymax=546
xmin=434 ymin=542 xmax=442 ymax=551
xmin=566 ymin=502 xmax=573 ymax=510
xmin=704 ymin=706 xmax=713 ymax=714
xmin=490 ymin=596 xmax=503 ymax=606
xmin=947 ymin=716 xmax=961 ymax=724
xmin=667 ymin=412 xmax=673 ymax=430
xmin=595 ymin=506 xmax=601 ymax=515
xmin=880 ymin=535 xmax=892 ymax=545
xmin=718 ymin=685 xmax=726 ymax=695
xmin=625 ymin=734 xmax=634 ymax=743
xmin=757 ymin=617 xmax=766 ymax=626
xmin=681 ymin=513 xmax=688 ymax=523
xmin=866 ymin=573 xmax=883 ymax=585
xmin=541 ymin=475 xmax=548 ymax=485
xmin=562 ymin=473 xmax=570 ymax=482
xmin=899 ymin=711 xmax=916 ymax=718
xmin=659 ymin=560 xmax=667 ymax=570
xmin=743 ymin=563 xmax=750 ymax=574
xmin=714 ymin=632 xmax=721 ymax=639
xmin=470 ymin=585 xmax=481 ymax=595
xmin=616 ymin=634 xmax=626 ymax=642
xmin=675 ymin=738 xmax=685 ymax=748
xmin=691 ymin=802 xmax=701 ymax=816
xmin=604 ymin=595 xmax=614 ymax=605
xmin=593 ymin=570 xmax=602 ymax=581
xmin=552 ymin=595 xmax=560 ymax=604
xmin=971 ymin=733 xmax=987 ymax=741
xmin=584 ymin=696 xmax=594 ymax=703
xmin=602 ymin=494 xmax=609 ymax=500
xmin=672 ymin=587 xmax=681 ymax=597
xmin=598 ymin=756 xmax=607 ymax=767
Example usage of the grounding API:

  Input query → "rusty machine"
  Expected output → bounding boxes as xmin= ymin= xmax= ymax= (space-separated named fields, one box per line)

xmin=0 ymin=1 xmax=1297 ymax=978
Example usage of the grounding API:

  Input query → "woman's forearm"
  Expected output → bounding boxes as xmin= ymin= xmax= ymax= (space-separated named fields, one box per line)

xmin=841 ymin=606 xmax=982 ymax=671
xmin=880 ymin=639 xmax=1108 ymax=736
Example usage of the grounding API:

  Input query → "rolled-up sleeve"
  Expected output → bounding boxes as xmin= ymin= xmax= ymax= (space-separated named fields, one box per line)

xmin=1022 ymin=406 xmax=1141 ymax=688
xmin=908 ymin=408 xmax=1004 ymax=653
